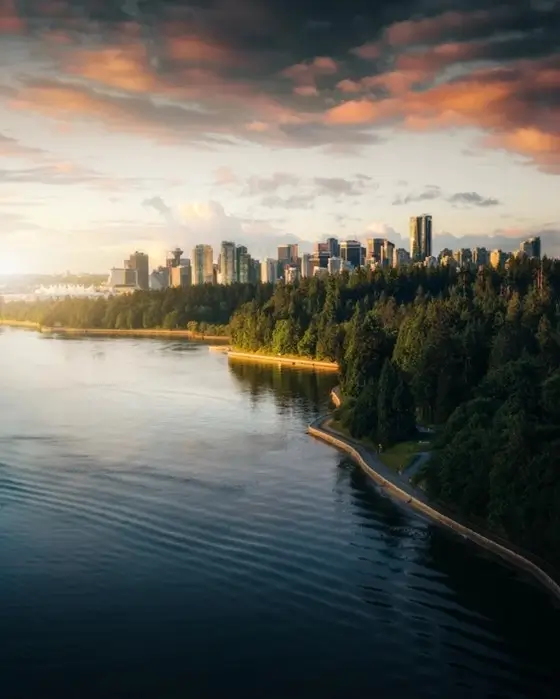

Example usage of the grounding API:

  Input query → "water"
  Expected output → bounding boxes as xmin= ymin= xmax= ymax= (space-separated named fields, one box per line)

xmin=0 ymin=328 xmax=558 ymax=699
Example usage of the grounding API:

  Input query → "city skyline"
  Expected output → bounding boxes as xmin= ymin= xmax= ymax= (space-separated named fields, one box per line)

xmin=1 ymin=1 xmax=559 ymax=274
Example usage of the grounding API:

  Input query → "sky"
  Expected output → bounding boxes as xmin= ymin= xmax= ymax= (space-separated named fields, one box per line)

xmin=0 ymin=0 xmax=559 ymax=273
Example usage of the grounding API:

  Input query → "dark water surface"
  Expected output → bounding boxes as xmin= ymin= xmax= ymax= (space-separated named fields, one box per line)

xmin=0 ymin=328 xmax=558 ymax=699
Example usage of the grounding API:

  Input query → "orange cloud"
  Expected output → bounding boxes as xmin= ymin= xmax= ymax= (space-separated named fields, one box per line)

xmin=282 ymin=56 xmax=338 ymax=88
xmin=396 ymin=42 xmax=486 ymax=73
xmin=64 ymin=45 xmax=157 ymax=93
xmin=166 ymin=35 xmax=243 ymax=67
xmin=351 ymin=42 xmax=382 ymax=60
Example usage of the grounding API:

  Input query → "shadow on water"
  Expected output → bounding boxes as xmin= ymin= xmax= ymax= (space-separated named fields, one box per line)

xmin=227 ymin=360 xmax=338 ymax=417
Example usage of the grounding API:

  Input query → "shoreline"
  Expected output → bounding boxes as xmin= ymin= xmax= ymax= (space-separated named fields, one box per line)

xmin=309 ymin=396 xmax=560 ymax=602
xmin=227 ymin=349 xmax=339 ymax=372
xmin=0 ymin=320 xmax=230 ymax=342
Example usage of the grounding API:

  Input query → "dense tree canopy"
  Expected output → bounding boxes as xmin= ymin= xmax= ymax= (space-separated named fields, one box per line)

xmin=229 ymin=257 xmax=560 ymax=565
xmin=0 ymin=283 xmax=273 ymax=335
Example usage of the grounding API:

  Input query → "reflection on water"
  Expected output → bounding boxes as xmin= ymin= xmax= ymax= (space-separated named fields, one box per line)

xmin=0 ymin=328 xmax=558 ymax=699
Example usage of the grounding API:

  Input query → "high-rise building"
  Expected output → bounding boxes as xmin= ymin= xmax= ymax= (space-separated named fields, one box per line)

xmin=170 ymin=262 xmax=192 ymax=288
xmin=382 ymin=240 xmax=395 ymax=267
xmin=367 ymin=238 xmax=385 ymax=262
xmin=454 ymin=248 xmax=472 ymax=268
xmin=300 ymin=253 xmax=314 ymax=278
xmin=277 ymin=244 xmax=299 ymax=263
xmin=250 ymin=259 xmax=261 ymax=284
xmin=192 ymin=245 xmax=214 ymax=285
xmin=472 ymin=247 xmax=489 ymax=267
xmin=393 ymin=248 xmax=411 ymax=267
xmin=237 ymin=250 xmax=251 ymax=283
xmin=149 ymin=267 xmax=169 ymax=290
xmin=220 ymin=241 xmax=236 ymax=284
xmin=125 ymin=251 xmax=149 ymax=290
xmin=235 ymin=246 xmax=248 ymax=282
xmin=409 ymin=215 xmax=432 ymax=262
xmin=261 ymin=258 xmax=278 ymax=284
xmin=340 ymin=240 xmax=362 ymax=268
xmin=490 ymin=249 xmax=509 ymax=269
xmin=520 ymin=236 xmax=541 ymax=258
xmin=326 ymin=237 xmax=340 ymax=258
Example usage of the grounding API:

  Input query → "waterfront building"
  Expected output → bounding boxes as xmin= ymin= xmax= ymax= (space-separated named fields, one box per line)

xmin=472 ymin=247 xmax=489 ymax=266
xmin=409 ymin=215 xmax=432 ymax=262
xmin=149 ymin=267 xmax=169 ymax=290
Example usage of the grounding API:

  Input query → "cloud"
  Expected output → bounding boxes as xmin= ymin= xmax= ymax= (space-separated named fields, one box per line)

xmin=241 ymin=172 xmax=300 ymax=196
xmin=0 ymin=133 xmax=47 ymax=160
xmin=448 ymin=192 xmax=501 ymax=207
xmin=260 ymin=194 xmax=315 ymax=210
xmin=214 ymin=166 xmax=239 ymax=186
xmin=142 ymin=196 xmax=174 ymax=221
xmin=393 ymin=185 xmax=442 ymax=205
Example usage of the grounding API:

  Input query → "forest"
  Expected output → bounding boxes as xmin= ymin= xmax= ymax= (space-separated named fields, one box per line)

xmin=2 ymin=258 xmax=560 ymax=564
xmin=0 ymin=283 xmax=272 ymax=335
xmin=229 ymin=258 xmax=560 ymax=566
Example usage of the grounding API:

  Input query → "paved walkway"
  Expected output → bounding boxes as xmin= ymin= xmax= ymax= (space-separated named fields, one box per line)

xmin=308 ymin=415 xmax=560 ymax=600
xmin=320 ymin=417 xmax=430 ymax=505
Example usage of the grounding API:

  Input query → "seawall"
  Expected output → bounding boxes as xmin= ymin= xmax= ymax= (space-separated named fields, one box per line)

xmin=0 ymin=320 xmax=229 ymax=342
xmin=227 ymin=350 xmax=339 ymax=372
xmin=308 ymin=417 xmax=560 ymax=602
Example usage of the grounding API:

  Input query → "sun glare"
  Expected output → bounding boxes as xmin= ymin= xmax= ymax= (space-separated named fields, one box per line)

xmin=0 ymin=255 xmax=25 ymax=276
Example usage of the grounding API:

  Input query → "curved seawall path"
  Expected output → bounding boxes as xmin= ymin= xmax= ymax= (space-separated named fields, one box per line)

xmin=227 ymin=350 xmax=339 ymax=372
xmin=308 ymin=412 xmax=560 ymax=603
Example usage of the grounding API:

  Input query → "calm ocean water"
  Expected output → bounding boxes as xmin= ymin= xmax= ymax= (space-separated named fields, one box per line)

xmin=0 ymin=328 xmax=558 ymax=699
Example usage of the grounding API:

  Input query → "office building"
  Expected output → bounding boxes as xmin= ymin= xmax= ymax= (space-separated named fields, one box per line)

xmin=409 ymin=215 xmax=432 ymax=262
xmin=326 ymin=237 xmax=340 ymax=258
xmin=192 ymin=244 xmax=214 ymax=285
xmin=261 ymin=258 xmax=278 ymax=284
xmin=220 ymin=241 xmax=236 ymax=285
xmin=124 ymin=251 xmax=149 ymax=290
xmin=520 ymin=236 xmax=541 ymax=259
xmin=170 ymin=262 xmax=192 ymax=288
xmin=340 ymin=240 xmax=362 ymax=268
xmin=277 ymin=244 xmax=299 ymax=264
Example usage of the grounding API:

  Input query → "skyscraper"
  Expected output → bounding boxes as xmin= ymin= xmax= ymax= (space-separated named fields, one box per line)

xmin=409 ymin=215 xmax=432 ymax=262
xmin=192 ymin=245 xmax=214 ymax=285
xmin=125 ymin=251 xmax=149 ymax=290
xmin=277 ymin=244 xmax=299 ymax=263
xmin=367 ymin=238 xmax=384 ymax=262
xmin=261 ymin=258 xmax=278 ymax=284
xmin=340 ymin=240 xmax=362 ymax=268
xmin=220 ymin=241 xmax=236 ymax=284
